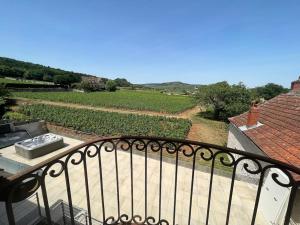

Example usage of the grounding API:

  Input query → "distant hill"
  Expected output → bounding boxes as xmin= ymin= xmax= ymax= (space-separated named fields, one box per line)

xmin=0 ymin=57 xmax=196 ymax=91
xmin=0 ymin=57 xmax=131 ymax=86
xmin=142 ymin=81 xmax=199 ymax=93
xmin=0 ymin=57 xmax=93 ymax=84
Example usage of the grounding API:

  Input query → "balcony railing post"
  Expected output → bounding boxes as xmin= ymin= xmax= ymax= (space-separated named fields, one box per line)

xmin=206 ymin=154 xmax=216 ymax=225
xmin=284 ymin=184 xmax=297 ymax=225
xmin=82 ymin=147 xmax=92 ymax=225
xmin=5 ymin=200 xmax=16 ymax=225
xmin=114 ymin=145 xmax=121 ymax=220
xmin=187 ymin=153 xmax=196 ymax=225
xmin=145 ymin=141 xmax=148 ymax=221
xmin=225 ymin=162 xmax=237 ymax=225
xmin=172 ymin=149 xmax=179 ymax=225
xmin=40 ymin=176 xmax=53 ymax=225
xmin=64 ymin=164 xmax=75 ymax=225
xmin=130 ymin=143 xmax=134 ymax=220
xmin=97 ymin=147 xmax=106 ymax=223
xmin=36 ymin=193 xmax=42 ymax=217
xmin=158 ymin=145 xmax=163 ymax=222
xmin=61 ymin=200 xmax=66 ymax=225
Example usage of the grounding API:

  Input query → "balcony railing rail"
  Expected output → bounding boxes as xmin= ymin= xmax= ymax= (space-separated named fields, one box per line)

xmin=0 ymin=136 xmax=300 ymax=225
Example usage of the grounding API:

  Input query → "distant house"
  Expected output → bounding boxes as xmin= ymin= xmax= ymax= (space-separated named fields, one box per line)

xmin=227 ymin=77 xmax=300 ymax=225
xmin=81 ymin=76 xmax=107 ymax=89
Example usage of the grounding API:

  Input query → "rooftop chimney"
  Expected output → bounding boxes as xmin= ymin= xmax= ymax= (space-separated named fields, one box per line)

xmin=247 ymin=103 xmax=259 ymax=127
xmin=291 ymin=76 xmax=300 ymax=92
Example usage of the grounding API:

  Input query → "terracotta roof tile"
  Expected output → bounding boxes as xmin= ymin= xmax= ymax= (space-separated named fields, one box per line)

xmin=230 ymin=92 xmax=300 ymax=180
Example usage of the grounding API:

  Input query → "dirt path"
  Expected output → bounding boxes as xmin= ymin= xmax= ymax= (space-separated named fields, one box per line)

xmin=185 ymin=107 xmax=205 ymax=141
xmin=177 ymin=105 xmax=201 ymax=119
xmin=186 ymin=123 xmax=202 ymax=140
xmin=184 ymin=106 xmax=228 ymax=145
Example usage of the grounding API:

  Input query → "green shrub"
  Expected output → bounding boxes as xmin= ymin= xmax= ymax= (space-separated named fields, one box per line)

xmin=0 ymin=84 xmax=9 ymax=117
xmin=79 ymin=80 xmax=104 ymax=92
xmin=105 ymin=80 xmax=117 ymax=92
xmin=53 ymin=74 xmax=81 ymax=86
xmin=19 ymin=104 xmax=191 ymax=139
xmin=2 ymin=111 xmax=30 ymax=121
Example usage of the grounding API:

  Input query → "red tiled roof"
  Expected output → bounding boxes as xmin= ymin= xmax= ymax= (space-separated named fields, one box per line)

xmin=229 ymin=92 xmax=300 ymax=177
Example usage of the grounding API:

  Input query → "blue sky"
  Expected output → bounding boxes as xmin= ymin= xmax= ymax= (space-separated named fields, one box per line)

xmin=1 ymin=1 xmax=300 ymax=87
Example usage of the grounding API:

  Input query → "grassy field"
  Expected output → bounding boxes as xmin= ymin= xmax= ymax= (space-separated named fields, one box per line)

xmin=191 ymin=113 xmax=228 ymax=146
xmin=13 ymin=90 xmax=196 ymax=113
xmin=19 ymin=104 xmax=191 ymax=139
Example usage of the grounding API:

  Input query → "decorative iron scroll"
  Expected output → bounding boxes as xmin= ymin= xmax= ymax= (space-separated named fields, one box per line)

xmin=1 ymin=136 xmax=299 ymax=225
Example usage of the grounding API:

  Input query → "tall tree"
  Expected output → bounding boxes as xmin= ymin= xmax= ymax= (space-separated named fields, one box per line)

xmin=196 ymin=81 xmax=251 ymax=120
xmin=0 ymin=84 xmax=9 ymax=117
xmin=114 ymin=78 xmax=131 ymax=87
xmin=105 ymin=80 xmax=117 ymax=92
xmin=53 ymin=74 xmax=81 ymax=86
xmin=251 ymin=83 xmax=289 ymax=100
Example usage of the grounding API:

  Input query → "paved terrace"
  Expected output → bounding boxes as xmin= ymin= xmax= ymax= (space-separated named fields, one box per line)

xmin=0 ymin=135 xmax=268 ymax=225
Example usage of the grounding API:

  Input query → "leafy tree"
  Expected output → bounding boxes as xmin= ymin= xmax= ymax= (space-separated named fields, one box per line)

xmin=53 ymin=74 xmax=81 ymax=86
xmin=23 ymin=70 xmax=33 ymax=80
xmin=105 ymin=80 xmax=117 ymax=92
xmin=0 ymin=84 xmax=9 ymax=117
xmin=43 ymin=74 xmax=53 ymax=82
xmin=68 ymin=73 xmax=82 ymax=83
xmin=0 ymin=57 xmax=84 ymax=84
xmin=0 ymin=66 xmax=24 ymax=78
xmin=25 ymin=70 xmax=44 ymax=80
xmin=100 ymin=77 xmax=109 ymax=84
xmin=79 ymin=80 xmax=104 ymax=92
xmin=196 ymin=81 xmax=251 ymax=120
xmin=2 ymin=111 xmax=30 ymax=122
xmin=53 ymin=75 xmax=70 ymax=85
xmin=251 ymin=83 xmax=289 ymax=100
xmin=114 ymin=78 xmax=131 ymax=87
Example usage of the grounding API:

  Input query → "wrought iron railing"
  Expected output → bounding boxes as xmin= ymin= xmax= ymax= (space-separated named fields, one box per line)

xmin=0 ymin=136 xmax=300 ymax=225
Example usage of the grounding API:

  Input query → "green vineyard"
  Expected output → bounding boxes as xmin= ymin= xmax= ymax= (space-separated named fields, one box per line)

xmin=19 ymin=104 xmax=191 ymax=139
xmin=14 ymin=90 xmax=196 ymax=113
